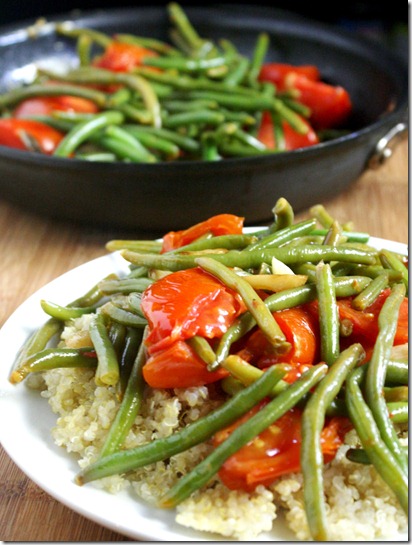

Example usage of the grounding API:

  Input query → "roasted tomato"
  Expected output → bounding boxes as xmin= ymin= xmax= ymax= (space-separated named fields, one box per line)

xmin=161 ymin=213 xmax=244 ymax=253
xmin=141 ymin=267 xmax=246 ymax=354
xmin=0 ymin=118 xmax=64 ymax=154
xmin=93 ymin=41 xmax=158 ymax=72
xmin=259 ymin=62 xmax=321 ymax=90
xmin=214 ymin=404 xmax=349 ymax=491
xmin=13 ymin=95 xmax=99 ymax=118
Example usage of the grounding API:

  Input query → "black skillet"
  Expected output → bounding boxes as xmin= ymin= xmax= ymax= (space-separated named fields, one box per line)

xmin=0 ymin=5 xmax=408 ymax=232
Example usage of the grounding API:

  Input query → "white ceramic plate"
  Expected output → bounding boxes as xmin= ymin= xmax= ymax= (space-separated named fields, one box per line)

xmin=0 ymin=237 xmax=408 ymax=541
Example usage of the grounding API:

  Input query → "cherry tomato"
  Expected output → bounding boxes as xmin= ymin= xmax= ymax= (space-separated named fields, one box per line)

xmin=257 ymin=111 xmax=319 ymax=151
xmin=13 ymin=95 xmax=99 ymax=118
xmin=214 ymin=405 xmax=349 ymax=491
xmin=283 ymin=73 xmax=352 ymax=129
xmin=235 ymin=307 xmax=318 ymax=383
xmin=0 ymin=118 xmax=64 ymax=154
xmin=142 ymin=340 xmax=228 ymax=388
xmin=141 ymin=267 xmax=246 ymax=354
xmin=93 ymin=41 xmax=158 ymax=72
xmin=161 ymin=214 xmax=244 ymax=253
xmin=259 ymin=62 xmax=320 ymax=90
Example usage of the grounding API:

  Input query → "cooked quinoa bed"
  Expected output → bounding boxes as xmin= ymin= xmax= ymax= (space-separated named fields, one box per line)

xmin=27 ymin=354 xmax=408 ymax=541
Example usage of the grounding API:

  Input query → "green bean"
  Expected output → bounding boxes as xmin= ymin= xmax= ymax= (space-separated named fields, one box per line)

xmin=245 ymin=218 xmax=317 ymax=252
xmin=121 ymin=244 xmax=377 ymax=272
xmin=346 ymin=366 xmax=408 ymax=514
xmin=352 ymin=265 xmax=403 ymax=281
xmin=116 ymin=33 xmax=182 ymax=56
xmin=386 ymin=358 xmax=408 ymax=385
xmin=76 ymin=33 xmax=93 ymax=66
xmin=266 ymin=197 xmax=295 ymax=234
xmin=121 ymin=126 xmax=180 ymax=158
xmin=322 ymin=220 xmax=344 ymax=246
xmin=143 ymin=54 xmax=231 ymax=72
xmin=117 ymin=125 xmax=200 ymax=153
xmin=383 ymin=386 xmax=408 ymax=402
xmin=168 ymin=2 xmax=204 ymax=52
xmin=247 ymin=32 xmax=269 ymax=86
xmin=310 ymin=204 xmax=335 ymax=228
xmin=171 ymin=234 xmax=257 ymax=254
xmin=379 ymin=249 xmax=408 ymax=291
xmin=70 ymin=273 xmax=118 ymax=308
xmin=387 ymin=401 xmax=409 ymax=424
xmin=77 ymin=152 xmax=117 ymax=162
xmin=364 ymin=282 xmax=408 ymax=474
xmin=76 ymin=363 xmax=288 ymax=484
xmin=102 ymin=125 xmax=157 ymax=163
xmin=301 ymin=343 xmax=365 ymax=541
xmin=100 ymin=328 xmax=148 ymax=457
xmin=108 ymin=322 xmax=127 ymax=361
xmin=55 ymin=23 xmax=112 ymax=47
xmin=9 ymin=347 xmax=97 ymax=383
xmin=89 ymin=313 xmax=120 ymax=386
xmin=100 ymin=302 xmax=148 ymax=328
xmin=106 ymin=239 xmax=162 ymax=253
xmin=98 ymin=277 xmax=153 ymax=295
xmin=310 ymin=229 xmax=369 ymax=244
xmin=315 ymin=262 xmax=340 ymax=366
xmin=163 ymin=109 xmax=225 ymax=128
xmin=195 ymin=257 xmax=289 ymax=350
xmin=223 ymin=55 xmax=250 ymax=87
xmin=40 ymin=299 xmax=97 ymax=320
xmin=346 ymin=443 xmax=409 ymax=464
xmin=53 ymin=111 xmax=124 ymax=157
xmin=351 ymin=271 xmax=389 ymax=310
xmin=159 ymin=364 xmax=327 ymax=508
xmin=117 ymin=327 xmax=144 ymax=398
xmin=187 ymin=336 xmax=217 ymax=366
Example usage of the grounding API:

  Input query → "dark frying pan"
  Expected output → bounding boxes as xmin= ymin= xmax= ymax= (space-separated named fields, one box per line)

xmin=0 ymin=5 xmax=408 ymax=232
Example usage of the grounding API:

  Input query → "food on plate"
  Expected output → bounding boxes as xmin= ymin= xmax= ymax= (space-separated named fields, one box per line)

xmin=9 ymin=198 xmax=408 ymax=540
xmin=0 ymin=3 xmax=352 ymax=161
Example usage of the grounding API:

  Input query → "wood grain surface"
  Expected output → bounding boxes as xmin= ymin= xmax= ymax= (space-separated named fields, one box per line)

xmin=0 ymin=137 xmax=408 ymax=542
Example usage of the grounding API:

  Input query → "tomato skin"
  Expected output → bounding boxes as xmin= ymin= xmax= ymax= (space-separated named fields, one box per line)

xmin=141 ymin=267 xmax=246 ymax=354
xmin=236 ymin=307 xmax=318 ymax=383
xmin=284 ymin=73 xmax=352 ymax=130
xmin=214 ymin=404 xmax=349 ymax=491
xmin=93 ymin=41 xmax=158 ymax=72
xmin=142 ymin=340 xmax=228 ymax=388
xmin=161 ymin=214 xmax=244 ymax=253
xmin=0 ymin=118 xmax=64 ymax=154
xmin=14 ymin=95 xmax=99 ymax=118
xmin=259 ymin=63 xmax=320 ymax=90
xmin=257 ymin=111 xmax=319 ymax=151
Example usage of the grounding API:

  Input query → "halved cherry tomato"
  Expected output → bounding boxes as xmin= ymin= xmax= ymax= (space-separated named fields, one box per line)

xmin=283 ymin=73 xmax=352 ymax=129
xmin=214 ymin=404 xmax=350 ymax=491
xmin=141 ymin=267 xmax=246 ymax=354
xmin=161 ymin=214 xmax=244 ymax=253
xmin=13 ymin=95 xmax=99 ymax=118
xmin=0 ymin=118 xmax=64 ymax=154
xmin=259 ymin=62 xmax=320 ymax=91
xmin=235 ymin=307 xmax=318 ymax=383
xmin=142 ymin=339 xmax=228 ymax=388
xmin=93 ymin=41 xmax=158 ymax=72
xmin=257 ymin=111 xmax=319 ymax=151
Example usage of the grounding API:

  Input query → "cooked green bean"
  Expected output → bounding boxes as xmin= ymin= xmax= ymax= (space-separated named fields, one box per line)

xmin=9 ymin=347 xmax=97 ymax=383
xmin=248 ymin=32 xmax=269 ymax=86
xmin=40 ymin=299 xmax=97 ymax=320
xmin=364 ymin=283 xmax=408 ymax=475
xmin=346 ymin=366 xmax=408 ymax=514
xmin=266 ymin=197 xmax=295 ymax=233
xmin=99 ymin=328 xmax=148 ymax=457
xmin=245 ymin=218 xmax=317 ymax=252
xmin=315 ymin=262 xmax=340 ymax=366
xmin=121 ymin=244 xmax=377 ymax=272
xmin=89 ymin=313 xmax=120 ymax=386
xmin=379 ymin=249 xmax=408 ymax=291
xmin=196 ymin=256 xmax=289 ymax=350
xmin=54 ymin=111 xmax=124 ymax=157
xmin=187 ymin=335 xmax=217 ymax=366
xmin=98 ymin=277 xmax=153 ymax=295
xmin=100 ymin=302 xmax=148 ymax=328
xmin=351 ymin=271 xmax=389 ymax=310
xmin=301 ymin=343 xmax=365 ymax=541
xmin=117 ymin=327 xmax=144 ymax=398
xmin=76 ymin=363 xmax=288 ymax=484
xmin=159 ymin=364 xmax=327 ymax=508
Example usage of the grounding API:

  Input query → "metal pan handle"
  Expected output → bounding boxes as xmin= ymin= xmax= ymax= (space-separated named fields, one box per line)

xmin=368 ymin=121 xmax=408 ymax=169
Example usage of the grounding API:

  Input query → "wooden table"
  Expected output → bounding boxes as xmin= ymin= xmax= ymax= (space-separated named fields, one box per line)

xmin=0 ymin=138 xmax=408 ymax=541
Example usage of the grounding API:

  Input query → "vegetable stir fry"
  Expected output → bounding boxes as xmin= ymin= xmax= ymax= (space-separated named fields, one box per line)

xmin=9 ymin=198 xmax=408 ymax=540
xmin=0 ymin=3 xmax=352 ymax=161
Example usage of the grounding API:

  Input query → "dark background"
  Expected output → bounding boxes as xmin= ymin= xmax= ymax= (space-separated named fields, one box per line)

xmin=0 ymin=1 xmax=408 ymax=58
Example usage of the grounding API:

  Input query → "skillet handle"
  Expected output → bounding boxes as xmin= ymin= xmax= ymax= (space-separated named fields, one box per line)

xmin=368 ymin=121 xmax=408 ymax=169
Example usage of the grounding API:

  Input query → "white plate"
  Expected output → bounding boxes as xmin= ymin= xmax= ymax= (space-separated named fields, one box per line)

xmin=0 ymin=237 xmax=408 ymax=541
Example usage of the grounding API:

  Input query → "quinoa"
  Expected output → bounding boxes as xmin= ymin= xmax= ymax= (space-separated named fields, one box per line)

xmin=30 ymin=318 xmax=408 ymax=541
